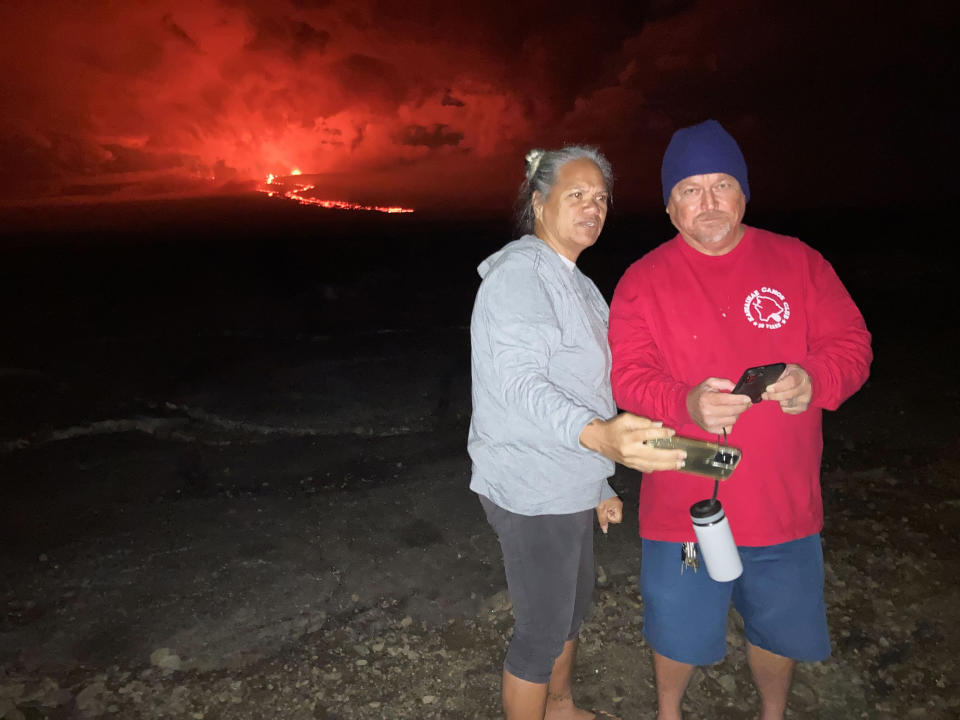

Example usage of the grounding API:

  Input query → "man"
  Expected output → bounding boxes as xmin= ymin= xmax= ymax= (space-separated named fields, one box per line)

xmin=608 ymin=119 xmax=872 ymax=720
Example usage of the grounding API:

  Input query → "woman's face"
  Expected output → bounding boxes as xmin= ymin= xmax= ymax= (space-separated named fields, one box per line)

xmin=533 ymin=158 xmax=608 ymax=262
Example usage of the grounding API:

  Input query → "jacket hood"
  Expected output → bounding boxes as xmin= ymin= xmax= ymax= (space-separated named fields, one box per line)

xmin=477 ymin=235 xmax=549 ymax=279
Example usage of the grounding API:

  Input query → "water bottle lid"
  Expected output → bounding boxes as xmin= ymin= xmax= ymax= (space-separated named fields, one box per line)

xmin=690 ymin=498 xmax=724 ymax=525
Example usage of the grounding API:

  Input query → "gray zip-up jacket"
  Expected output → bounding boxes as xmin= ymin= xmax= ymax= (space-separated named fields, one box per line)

xmin=468 ymin=235 xmax=618 ymax=516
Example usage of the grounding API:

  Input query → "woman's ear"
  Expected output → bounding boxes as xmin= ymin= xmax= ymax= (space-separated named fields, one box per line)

xmin=532 ymin=191 xmax=543 ymax=221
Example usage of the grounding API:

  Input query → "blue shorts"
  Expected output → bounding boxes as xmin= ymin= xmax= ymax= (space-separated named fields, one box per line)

xmin=640 ymin=534 xmax=831 ymax=666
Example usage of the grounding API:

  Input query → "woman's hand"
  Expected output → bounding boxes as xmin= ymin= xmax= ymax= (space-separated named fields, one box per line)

xmin=579 ymin=413 xmax=686 ymax=473
xmin=596 ymin=496 xmax=623 ymax=534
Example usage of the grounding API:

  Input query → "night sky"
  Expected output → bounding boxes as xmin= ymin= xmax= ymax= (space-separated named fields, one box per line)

xmin=0 ymin=0 xmax=954 ymax=214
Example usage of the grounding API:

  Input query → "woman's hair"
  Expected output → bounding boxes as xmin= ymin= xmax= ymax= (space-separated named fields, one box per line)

xmin=514 ymin=145 xmax=614 ymax=235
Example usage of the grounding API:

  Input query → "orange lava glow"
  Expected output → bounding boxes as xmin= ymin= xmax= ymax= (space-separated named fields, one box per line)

xmin=257 ymin=176 xmax=414 ymax=214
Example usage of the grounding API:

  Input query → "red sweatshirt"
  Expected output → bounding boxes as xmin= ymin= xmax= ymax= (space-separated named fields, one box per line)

xmin=609 ymin=226 xmax=872 ymax=545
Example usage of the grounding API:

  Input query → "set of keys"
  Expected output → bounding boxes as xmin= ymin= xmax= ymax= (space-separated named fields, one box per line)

xmin=681 ymin=541 xmax=699 ymax=574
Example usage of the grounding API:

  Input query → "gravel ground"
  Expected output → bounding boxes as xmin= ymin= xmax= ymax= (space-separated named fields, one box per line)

xmin=2 ymin=319 xmax=959 ymax=719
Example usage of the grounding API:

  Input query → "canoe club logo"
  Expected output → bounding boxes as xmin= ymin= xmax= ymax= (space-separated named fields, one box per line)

xmin=744 ymin=287 xmax=790 ymax=329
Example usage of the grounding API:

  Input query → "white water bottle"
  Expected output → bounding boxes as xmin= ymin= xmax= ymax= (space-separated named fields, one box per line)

xmin=690 ymin=499 xmax=743 ymax=582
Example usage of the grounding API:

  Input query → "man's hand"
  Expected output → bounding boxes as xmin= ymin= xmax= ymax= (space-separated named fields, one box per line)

xmin=579 ymin=413 xmax=686 ymax=473
xmin=596 ymin=496 xmax=623 ymax=534
xmin=762 ymin=363 xmax=812 ymax=414
xmin=687 ymin=377 xmax=752 ymax=434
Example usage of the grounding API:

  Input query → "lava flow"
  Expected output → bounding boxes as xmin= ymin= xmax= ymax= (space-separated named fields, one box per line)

xmin=258 ymin=175 xmax=414 ymax=214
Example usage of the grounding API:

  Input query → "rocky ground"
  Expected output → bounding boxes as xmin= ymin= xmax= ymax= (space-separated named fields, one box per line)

xmin=2 ymin=321 xmax=958 ymax=720
xmin=3 ymin=206 xmax=960 ymax=720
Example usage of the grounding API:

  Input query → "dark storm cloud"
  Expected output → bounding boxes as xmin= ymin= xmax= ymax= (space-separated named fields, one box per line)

xmin=397 ymin=124 xmax=464 ymax=149
xmin=0 ymin=134 xmax=88 ymax=188
xmin=542 ymin=0 xmax=958 ymax=208
xmin=331 ymin=53 xmax=407 ymax=106
xmin=317 ymin=126 xmax=344 ymax=147
xmin=350 ymin=125 xmax=365 ymax=152
xmin=161 ymin=14 xmax=201 ymax=52
xmin=290 ymin=0 xmax=332 ymax=9
xmin=644 ymin=0 xmax=698 ymax=21
xmin=441 ymin=90 xmax=465 ymax=108
xmin=99 ymin=145 xmax=191 ymax=174
xmin=0 ymin=130 xmax=197 ymax=188
xmin=244 ymin=16 xmax=331 ymax=60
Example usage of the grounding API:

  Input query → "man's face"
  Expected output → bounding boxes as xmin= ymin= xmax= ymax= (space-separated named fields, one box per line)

xmin=666 ymin=172 xmax=746 ymax=256
xmin=533 ymin=157 xmax=608 ymax=262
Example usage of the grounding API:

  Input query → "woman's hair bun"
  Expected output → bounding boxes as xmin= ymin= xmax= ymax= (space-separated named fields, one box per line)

xmin=524 ymin=148 xmax=545 ymax=180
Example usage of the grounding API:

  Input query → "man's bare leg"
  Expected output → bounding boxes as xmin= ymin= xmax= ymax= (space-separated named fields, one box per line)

xmin=652 ymin=651 xmax=694 ymax=720
xmin=502 ymin=668 xmax=548 ymax=720
xmin=544 ymin=639 xmax=594 ymax=720
xmin=747 ymin=643 xmax=795 ymax=720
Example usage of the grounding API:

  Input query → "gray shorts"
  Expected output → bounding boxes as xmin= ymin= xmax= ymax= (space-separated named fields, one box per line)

xmin=479 ymin=495 xmax=595 ymax=684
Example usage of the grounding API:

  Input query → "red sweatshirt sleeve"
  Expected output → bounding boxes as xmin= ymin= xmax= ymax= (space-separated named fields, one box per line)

xmin=608 ymin=261 xmax=691 ymax=427
xmin=801 ymin=249 xmax=873 ymax=410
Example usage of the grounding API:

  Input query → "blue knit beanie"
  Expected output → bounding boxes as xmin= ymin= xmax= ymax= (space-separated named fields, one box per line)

xmin=661 ymin=119 xmax=749 ymax=205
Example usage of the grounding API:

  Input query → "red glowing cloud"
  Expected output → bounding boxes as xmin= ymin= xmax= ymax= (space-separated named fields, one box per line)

xmin=0 ymin=1 xmax=949 ymax=212
xmin=0 ymin=1 xmax=549 ymax=210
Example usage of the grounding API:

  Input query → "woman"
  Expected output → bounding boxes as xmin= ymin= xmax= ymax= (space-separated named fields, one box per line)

xmin=468 ymin=146 xmax=686 ymax=720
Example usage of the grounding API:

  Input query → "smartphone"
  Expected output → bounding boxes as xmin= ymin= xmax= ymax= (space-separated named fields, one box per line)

xmin=647 ymin=435 xmax=742 ymax=480
xmin=731 ymin=362 xmax=786 ymax=404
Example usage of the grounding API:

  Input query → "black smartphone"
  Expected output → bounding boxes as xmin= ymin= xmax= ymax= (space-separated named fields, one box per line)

xmin=731 ymin=362 xmax=786 ymax=403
